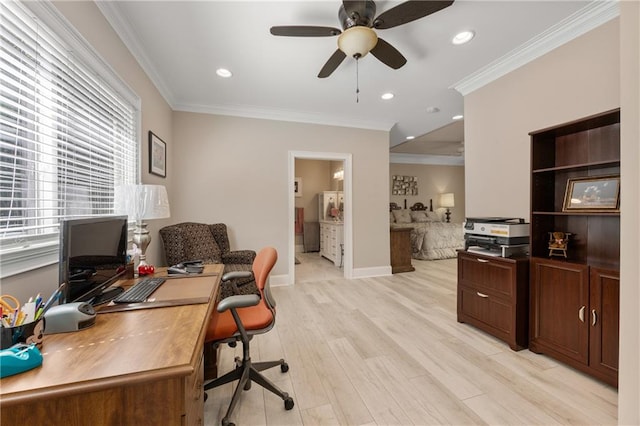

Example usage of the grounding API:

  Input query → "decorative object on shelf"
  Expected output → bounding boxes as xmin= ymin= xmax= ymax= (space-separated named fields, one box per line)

xmin=391 ymin=175 xmax=418 ymax=196
xmin=439 ymin=192 xmax=455 ymax=223
xmin=148 ymin=131 xmax=167 ymax=178
xmin=548 ymin=231 xmax=571 ymax=258
xmin=563 ymin=175 xmax=620 ymax=212
xmin=294 ymin=177 xmax=302 ymax=197
xmin=333 ymin=169 xmax=344 ymax=180
xmin=115 ymin=184 xmax=171 ymax=269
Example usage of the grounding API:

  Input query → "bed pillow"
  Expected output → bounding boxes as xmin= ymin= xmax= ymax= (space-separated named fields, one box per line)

xmin=410 ymin=211 xmax=430 ymax=222
xmin=427 ymin=211 xmax=441 ymax=222
xmin=392 ymin=209 xmax=412 ymax=224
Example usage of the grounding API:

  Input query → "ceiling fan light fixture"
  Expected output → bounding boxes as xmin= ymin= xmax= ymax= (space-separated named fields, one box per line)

xmin=337 ymin=26 xmax=378 ymax=58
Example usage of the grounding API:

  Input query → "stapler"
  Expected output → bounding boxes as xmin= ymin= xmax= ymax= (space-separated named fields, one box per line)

xmin=0 ymin=343 xmax=43 ymax=378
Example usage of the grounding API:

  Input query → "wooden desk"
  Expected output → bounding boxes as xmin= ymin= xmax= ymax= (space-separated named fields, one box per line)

xmin=0 ymin=264 xmax=223 ymax=425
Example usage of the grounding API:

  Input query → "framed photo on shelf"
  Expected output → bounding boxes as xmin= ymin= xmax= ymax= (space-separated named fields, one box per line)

xmin=563 ymin=175 xmax=620 ymax=212
xmin=149 ymin=131 xmax=166 ymax=178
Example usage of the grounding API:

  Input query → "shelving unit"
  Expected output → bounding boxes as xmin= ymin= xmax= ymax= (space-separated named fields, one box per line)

xmin=529 ymin=109 xmax=620 ymax=387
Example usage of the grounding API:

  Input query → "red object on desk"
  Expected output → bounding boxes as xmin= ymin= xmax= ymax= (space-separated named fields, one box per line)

xmin=138 ymin=264 xmax=155 ymax=275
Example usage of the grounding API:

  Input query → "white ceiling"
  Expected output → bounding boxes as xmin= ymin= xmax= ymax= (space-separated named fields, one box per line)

xmin=98 ymin=1 xmax=612 ymax=160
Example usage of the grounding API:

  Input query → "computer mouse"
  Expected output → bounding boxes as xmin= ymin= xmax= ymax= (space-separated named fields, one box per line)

xmin=0 ymin=344 xmax=43 ymax=378
xmin=44 ymin=302 xmax=96 ymax=334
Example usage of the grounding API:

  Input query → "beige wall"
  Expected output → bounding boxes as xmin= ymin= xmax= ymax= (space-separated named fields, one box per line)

xmin=294 ymin=159 xmax=333 ymax=222
xmin=1 ymin=1 xmax=173 ymax=302
xmin=389 ymin=163 xmax=465 ymax=223
xmin=465 ymin=20 xmax=620 ymax=218
xmin=465 ymin=15 xmax=640 ymax=422
xmin=619 ymin=2 xmax=640 ymax=424
xmin=171 ymin=112 xmax=390 ymax=280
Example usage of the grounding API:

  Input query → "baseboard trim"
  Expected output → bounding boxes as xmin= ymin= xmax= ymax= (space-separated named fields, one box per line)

xmin=270 ymin=274 xmax=291 ymax=286
xmin=351 ymin=266 xmax=392 ymax=279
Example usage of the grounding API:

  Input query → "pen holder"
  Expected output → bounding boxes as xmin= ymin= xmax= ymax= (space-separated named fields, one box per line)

xmin=0 ymin=318 xmax=45 ymax=350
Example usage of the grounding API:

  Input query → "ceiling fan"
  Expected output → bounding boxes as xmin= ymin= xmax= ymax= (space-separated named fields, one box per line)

xmin=270 ymin=0 xmax=454 ymax=78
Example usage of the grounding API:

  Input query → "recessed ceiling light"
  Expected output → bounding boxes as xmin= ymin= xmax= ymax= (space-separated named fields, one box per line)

xmin=216 ymin=68 xmax=232 ymax=78
xmin=426 ymin=106 xmax=440 ymax=113
xmin=452 ymin=114 xmax=464 ymax=120
xmin=406 ymin=136 xmax=415 ymax=140
xmin=381 ymin=92 xmax=394 ymax=100
xmin=452 ymin=31 xmax=475 ymax=45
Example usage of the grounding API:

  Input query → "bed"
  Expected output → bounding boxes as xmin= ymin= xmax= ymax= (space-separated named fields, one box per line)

xmin=390 ymin=201 xmax=464 ymax=260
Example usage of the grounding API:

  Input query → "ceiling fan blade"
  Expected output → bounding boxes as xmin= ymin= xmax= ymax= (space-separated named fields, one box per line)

xmin=370 ymin=38 xmax=407 ymax=69
xmin=318 ymin=49 xmax=347 ymax=78
xmin=373 ymin=0 xmax=454 ymax=30
xmin=270 ymin=26 xmax=341 ymax=37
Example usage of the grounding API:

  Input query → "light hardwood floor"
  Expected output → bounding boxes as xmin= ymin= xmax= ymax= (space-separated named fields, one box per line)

xmin=204 ymin=253 xmax=618 ymax=425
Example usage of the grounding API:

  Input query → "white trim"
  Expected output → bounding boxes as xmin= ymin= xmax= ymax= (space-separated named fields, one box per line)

xmin=30 ymin=1 xmax=140 ymax=109
xmin=270 ymin=274 xmax=291 ymax=287
xmin=351 ymin=266 xmax=392 ymax=279
xmin=96 ymin=1 xmax=173 ymax=108
xmin=175 ymin=103 xmax=394 ymax=132
xmin=390 ymin=153 xmax=464 ymax=166
xmin=289 ymin=151 xmax=353 ymax=285
xmin=451 ymin=1 xmax=620 ymax=96
xmin=0 ymin=243 xmax=58 ymax=279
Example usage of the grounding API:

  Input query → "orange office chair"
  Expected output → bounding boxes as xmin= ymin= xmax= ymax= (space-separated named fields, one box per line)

xmin=204 ymin=246 xmax=294 ymax=426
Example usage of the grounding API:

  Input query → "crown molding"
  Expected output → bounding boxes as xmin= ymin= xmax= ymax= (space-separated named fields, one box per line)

xmin=451 ymin=1 xmax=620 ymax=96
xmin=96 ymin=1 xmax=177 ymax=106
xmin=390 ymin=153 xmax=464 ymax=166
xmin=174 ymin=102 xmax=395 ymax=131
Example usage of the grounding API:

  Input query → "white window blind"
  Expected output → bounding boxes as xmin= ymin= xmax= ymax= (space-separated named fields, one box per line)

xmin=0 ymin=1 xmax=139 ymax=277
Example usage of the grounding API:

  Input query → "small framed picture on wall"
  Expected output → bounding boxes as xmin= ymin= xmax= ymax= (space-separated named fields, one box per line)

xmin=149 ymin=131 xmax=166 ymax=178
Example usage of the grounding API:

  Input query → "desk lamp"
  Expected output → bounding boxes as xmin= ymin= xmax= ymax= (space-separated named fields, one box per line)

xmin=115 ymin=184 xmax=170 ymax=268
xmin=439 ymin=192 xmax=455 ymax=223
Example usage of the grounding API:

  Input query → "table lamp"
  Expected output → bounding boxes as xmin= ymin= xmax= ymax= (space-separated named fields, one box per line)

xmin=439 ymin=192 xmax=455 ymax=223
xmin=115 ymin=184 xmax=171 ymax=267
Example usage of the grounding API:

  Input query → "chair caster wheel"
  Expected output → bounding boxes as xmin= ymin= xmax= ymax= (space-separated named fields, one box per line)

xmin=221 ymin=419 xmax=234 ymax=426
xmin=244 ymin=380 xmax=252 ymax=390
xmin=284 ymin=397 xmax=294 ymax=410
xmin=281 ymin=362 xmax=289 ymax=373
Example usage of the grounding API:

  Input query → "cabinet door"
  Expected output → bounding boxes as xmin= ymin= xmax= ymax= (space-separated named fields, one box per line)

xmin=530 ymin=258 xmax=589 ymax=364
xmin=589 ymin=267 xmax=619 ymax=384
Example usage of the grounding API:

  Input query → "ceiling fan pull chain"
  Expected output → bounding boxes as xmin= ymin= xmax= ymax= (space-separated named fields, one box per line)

xmin=355 ymin=56 xmax=360 ymax=103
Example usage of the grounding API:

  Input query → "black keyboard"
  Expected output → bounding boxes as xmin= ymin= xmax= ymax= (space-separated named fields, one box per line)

xmin=113 ymin=277 xmax=166 ymax=304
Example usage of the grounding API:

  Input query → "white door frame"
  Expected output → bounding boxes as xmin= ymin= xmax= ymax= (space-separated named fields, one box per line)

xmin=288 ymin=150 xmax=353 ymax=284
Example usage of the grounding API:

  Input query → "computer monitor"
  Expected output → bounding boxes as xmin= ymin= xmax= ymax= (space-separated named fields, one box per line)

xmin=59 ymin=216 xmax=128 ymax=304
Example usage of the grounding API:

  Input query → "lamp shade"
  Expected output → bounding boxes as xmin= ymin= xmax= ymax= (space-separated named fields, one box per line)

xmin=337 ymin=26 xmax=378 ymax=58
xmin=440 ymin=193 xmax=455 ymax=208
xmin=115 ymin=184 xmax=171 ymax=221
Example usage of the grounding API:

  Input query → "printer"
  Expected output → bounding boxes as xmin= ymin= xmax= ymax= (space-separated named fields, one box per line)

xmin=464 ymin=217 xmax=530 ymax=257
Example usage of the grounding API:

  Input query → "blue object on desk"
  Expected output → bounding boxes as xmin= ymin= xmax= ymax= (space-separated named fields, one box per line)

xmin=0 ymin=343 xmax=43 ymax=378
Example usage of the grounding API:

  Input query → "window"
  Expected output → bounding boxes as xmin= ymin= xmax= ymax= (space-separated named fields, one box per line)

xmin=0 ymin=1 xmax=140 ymax=277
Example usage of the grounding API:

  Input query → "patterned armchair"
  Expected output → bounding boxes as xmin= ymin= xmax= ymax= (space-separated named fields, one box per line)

xmin=159 ymin=222 xmax=257 ymax=299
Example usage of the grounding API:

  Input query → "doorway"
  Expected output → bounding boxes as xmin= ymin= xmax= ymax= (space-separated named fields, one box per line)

xmin=288 ymin=151 xmax=352 ymax=285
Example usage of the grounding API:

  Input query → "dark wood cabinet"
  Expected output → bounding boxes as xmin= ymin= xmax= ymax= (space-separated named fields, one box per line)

xmin=457 ymin=251 xmax=529 ymax=351
xmin=390 ymin=227 xmax=414 ymax=273
xmin=529 ymin=109 xmax=620 ymax=387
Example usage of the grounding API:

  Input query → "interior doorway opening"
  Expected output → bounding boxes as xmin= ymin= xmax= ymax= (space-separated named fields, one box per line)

xmin=288 ymin=151 xmax=352 ymax=285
